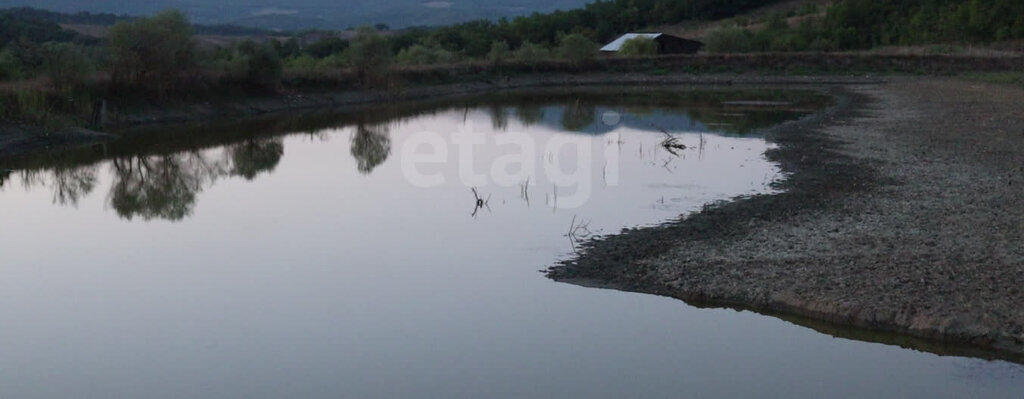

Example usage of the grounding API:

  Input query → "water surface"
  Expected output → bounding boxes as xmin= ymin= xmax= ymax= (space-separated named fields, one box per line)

xmin=1 ymin=89 xmax=1021 ymax=398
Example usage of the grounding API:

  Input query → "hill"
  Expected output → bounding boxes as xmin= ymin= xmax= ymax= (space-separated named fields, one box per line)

xmin=0 ymin=0 xmax=593 ymax=30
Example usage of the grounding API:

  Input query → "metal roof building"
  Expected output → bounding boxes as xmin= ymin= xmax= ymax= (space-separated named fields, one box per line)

xmin=600 ymin=33 xmax=704 ymax=54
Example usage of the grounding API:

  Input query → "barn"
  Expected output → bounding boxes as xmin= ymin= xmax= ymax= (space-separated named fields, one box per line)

xmin=600 ymin=33 xmax=704 ymax=55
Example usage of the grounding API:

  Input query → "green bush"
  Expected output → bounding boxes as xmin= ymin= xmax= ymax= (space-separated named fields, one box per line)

xmin=487 ymin=41 xmax=511 ymax=63
xmin=798 ymin=4 xmax=819 ymax=16
xmin=512 ymin=42 xmax=552 ymax=63
xmin=808 ymin=37 xmax=836 ymax=52
xmin=107 ymin=10 xmax=196 ymax=92
xmin=347 ymin=26 xmax=392 ymax=85
xmin=304 ymin=37 xmax=349 ymax=58
xmin=42 ymin=42 xmax=93 ymax=91
xmin=396 ymin=44 xmax=433 ymax=65
xmin=245 ymin=43 xmax=282 ymax=90
xmin=556 ymin=33 xmax=597 ymax=63
xmin=618 ymin=36 xmax=658 ymax=56
xmin=705 ymin=25 xmax=755 ymax=53
xmin=319 ymin=52 xmax=351 ymax=69
xmin=395 ymin=44 xmax=457 ymax=65
xmin=0 ymin=46 xmax=24 ymax=81
xmin=283 ymin=54 xmax=321 ymax=77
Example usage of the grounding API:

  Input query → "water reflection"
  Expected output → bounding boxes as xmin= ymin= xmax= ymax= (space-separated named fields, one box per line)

xmin=108 ymin=152 xmax=224 ymax=221
xmin=561 ymin=100 xmax=596 ymax=132
xmin=515 ymin=105 xmax=545 ymax=127
xmin=229 ymin=139 xmax=285 ymax=180
xmin=351 ymin=123 xmax=391 ymax=174
xmin=2 ymin=88 xmax=827 ymax=222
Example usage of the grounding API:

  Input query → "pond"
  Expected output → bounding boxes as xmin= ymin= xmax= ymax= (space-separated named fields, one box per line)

xmin=1 ymin=88 xmax=1022 ymax=398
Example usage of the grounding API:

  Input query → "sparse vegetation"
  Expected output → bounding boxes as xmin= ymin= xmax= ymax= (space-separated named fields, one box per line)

xmin=704 ymin=0 xmax=1024 ymax=53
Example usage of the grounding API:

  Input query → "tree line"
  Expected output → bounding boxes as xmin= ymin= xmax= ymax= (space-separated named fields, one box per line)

xmin=2 ymin=0 xmax=1023 ymax=111
xmin=704 ymin=0 xmax=1024 ymax=52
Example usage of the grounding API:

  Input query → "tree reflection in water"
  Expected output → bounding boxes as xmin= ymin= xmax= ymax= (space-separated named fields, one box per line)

xmin=13 ymin=166 xmax=99 ymax=207
xmin=515 ymin=105 xmax=545 ymax=127
xmin=108 ymin=152 xmax=227 ymax=221
xmin=229 ymin=139 xmax=285 ymax=180
xmin=50 ymin=166 xmax=98 ymax=207
xmin=7 ymin=90 xmax=825 ymax=222
xmin=350 ymin=123 xmax=391 ymax=174
xmin=488 ymin=105 xmax=509 ymax=131
xmin=561 ymin=100 xmax=596 ymax=132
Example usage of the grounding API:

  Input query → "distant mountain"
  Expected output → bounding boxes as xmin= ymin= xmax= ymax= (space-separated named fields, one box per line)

xmin=0 ymin=0 xmax=593 ymax=30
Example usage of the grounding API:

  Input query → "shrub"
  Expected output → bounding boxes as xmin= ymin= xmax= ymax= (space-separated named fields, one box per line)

xmin=394 ymin=44 xmax=434 ymax=65
xmin=395 ymin=43 xmax=460 ymax=66
xmin=512 ymin=42 xmax=552 ymax=63
xmin=705 ymin=25 xmax=755 ymax=53
xmin=305 ymin=37 xmax=349 ymax=58
xmin=42 ymin=42 xmax=93 ymax=91
xmin=107 ymin=10 xmax=196 ymax=92
xmin=798 ymin=4 xmax=819 ymax=16
xmin=245 ymin=43 xmax=282 ymax=90
xmin=285 ymin=54 xmax=320 ymax=74
xmin=768 ymin=33 xmax=809 ymax=52
xmin=347 ymin=26 xmax=392 ymax=85
xmin=618 ymin=36 xmax=658 ymax=56
xmin=556 ymin=33 xmax=597 ymax=63
xmin=487 ymin=41 xmax=511 ymax=63
xmin=0 ymin=46 xmax=24 ymax=81
xmin=808 ymin=37 xmax=836 ymax=52
xmin=319 ymin=52 xmax=351 ymax=69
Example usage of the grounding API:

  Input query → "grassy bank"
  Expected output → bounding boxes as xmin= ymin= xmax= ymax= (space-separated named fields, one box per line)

xmin=3 ymin=52 xmax=1021 ymax=132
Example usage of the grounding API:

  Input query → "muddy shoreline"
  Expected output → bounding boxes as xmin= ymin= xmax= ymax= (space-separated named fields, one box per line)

xmin=549 ymin=78 xmax=1024 ymax=362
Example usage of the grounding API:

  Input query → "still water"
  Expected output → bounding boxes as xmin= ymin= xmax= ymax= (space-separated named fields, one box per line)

xmin=1 ymin=89 xmax=1022 ymax=398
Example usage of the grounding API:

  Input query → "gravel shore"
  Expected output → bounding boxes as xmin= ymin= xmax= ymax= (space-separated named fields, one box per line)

xmin=548 ymin=78 xmax=1024 ymax=361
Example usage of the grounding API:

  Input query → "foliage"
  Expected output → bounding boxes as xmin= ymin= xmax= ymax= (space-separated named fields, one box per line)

xmin=618 ymin=36 xmax=658 ymax=56
xmin=244 ymin=43 xmax=283 ymax=90
xmin=42 ymin=42 xmax=94 ymax=91
xmin=706 ymin=0 xmax=1024 ymax=53
xmin=0 ymin=11 xmax=78 ymax=47
xmin=305 ymin=37 xmax=349 ymax=58
xmin=390 ymin=0 xmax=780 ymax=59
xmin=556 ymin=33 xmax=597 ymax=63
xmin=347 ymin=27 xmax=392 ymax=86
xmin=512 ymin=42 xmax=553 ymax=63
xmin=0 ymin=46 xmax=25 ymax=81
xmin=395 ymin=44 xmax=459 ymax=65
xmin=705 ymin=25 xmax=755 ymax=53
xmin=230 ymin=139 xmax=285 ymax=180
xmin=107 ymin=10 xmax=196 ymax=92
xmin=487 ymin=41 xmax=511 ymax=62
xmin=275 ymin=38 xmax=302 ymax=59
xmin=284 ymin=54 xmax=322 ymax=74
xmin=351 ymin=124 xmax=391 ymax=174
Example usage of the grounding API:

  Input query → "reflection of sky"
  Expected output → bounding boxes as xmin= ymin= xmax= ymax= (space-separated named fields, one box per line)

xmin=1 ymin=106 xmax=1022 ymax=399
xmin=533 ymin=106 xmax=713 ymax=135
